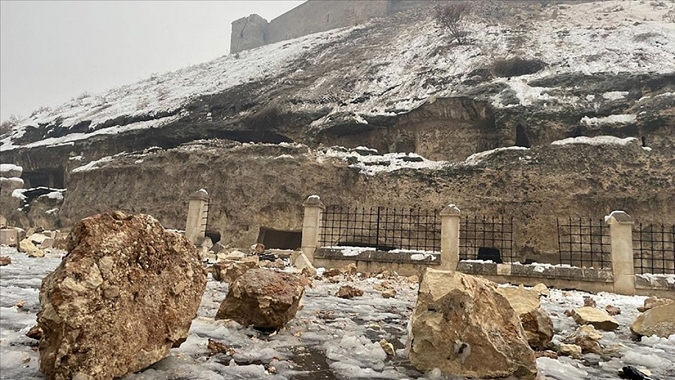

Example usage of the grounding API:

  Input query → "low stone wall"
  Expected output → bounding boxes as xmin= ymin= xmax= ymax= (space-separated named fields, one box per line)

xmin=313 ymin=247 xmax=439 ymax=276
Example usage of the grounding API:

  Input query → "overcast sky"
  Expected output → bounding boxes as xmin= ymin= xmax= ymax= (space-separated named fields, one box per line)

xmin=0 ymin=1 xmax=305 ymax=122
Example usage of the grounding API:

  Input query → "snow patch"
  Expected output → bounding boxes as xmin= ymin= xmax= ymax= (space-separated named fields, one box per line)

xmin=0 ymin=164 xmax=22 ymax=176
xmin=463 ymin=147 xmax=529 ymax=166
xmin=580 ymin=114 xmax=637 ymax=127
xmin=551 ymin=136 xmax=638 ymax=146
xmin=71 ymin=156 xmax=114 ymax=173
xmin=602 ymin=91 xmax=629 ymax=100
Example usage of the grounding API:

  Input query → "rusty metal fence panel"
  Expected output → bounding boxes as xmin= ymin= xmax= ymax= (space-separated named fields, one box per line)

xmin=633 ymin=223 xmax=675 ymax=275
xmin=320 ymin=206 xmax=440 ymax=252
xmin=557 ymin=218 xmax=611 ymax=269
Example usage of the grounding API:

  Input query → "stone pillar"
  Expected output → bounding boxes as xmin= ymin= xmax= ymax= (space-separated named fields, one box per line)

xmin=301 ymin=195 xmax=325 ymax=263
xmin=185 ymin=189 xmax=209 ymax=244
xmin=606 ymin=211 xmax=636 ymax=295
xmin=439 ymin=204 xmax=461 ymax=271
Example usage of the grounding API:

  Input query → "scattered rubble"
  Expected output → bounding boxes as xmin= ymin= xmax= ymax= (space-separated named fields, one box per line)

xmin=606 ymin=305 xmax=621 ymax=316
xmin=37 ymin=211 xmax=206 ymax=380
xmin=215 ymin=268 xmax=306 ymax=330
xmin=566 ymin=325 xmax=603 ymax=355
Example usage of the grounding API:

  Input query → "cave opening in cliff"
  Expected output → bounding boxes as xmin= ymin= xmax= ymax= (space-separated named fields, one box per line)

xmin=515 ymin=124 xmax=530 ymax=148
xmin=22 ymin=167 xmax=65 ymax=189
xmin=477 ymin=247 xmax=503 ymax=263
xmin=257 ymin=227 xmax=302 ymax=250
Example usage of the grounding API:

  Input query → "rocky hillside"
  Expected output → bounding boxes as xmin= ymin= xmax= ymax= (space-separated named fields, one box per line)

xmin=1 ymin=0 xmax=674 ymax=254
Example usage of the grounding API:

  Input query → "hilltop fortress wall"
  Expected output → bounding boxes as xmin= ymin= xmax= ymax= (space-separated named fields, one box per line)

xmin=230 ymin=0 xmax=428 ymax=54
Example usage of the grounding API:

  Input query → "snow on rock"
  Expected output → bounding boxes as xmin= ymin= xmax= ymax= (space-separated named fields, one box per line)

xmin=580 ymin=114 xmax=637 ymax=127
xmin=602 ymin=91 xmax=629 ymax=100
xmin=551 ymin=136 xmax=638 ymax=146
xmin=0 ymin=177 xmax=24 ymax=189
xmin=71 ymin=156 xmax=115 ymax=173
xmin=0 ymin=164 xmax=22 ymax=177
xmin=319 ymin=148 xmax=447 ymax=176
xmin=463 ymin=146 xmax=530 ymax=166
xmin=10 ymin=189 xmax=26 ymax=201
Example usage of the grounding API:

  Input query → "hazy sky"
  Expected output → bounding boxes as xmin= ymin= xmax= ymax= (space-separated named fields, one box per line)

xmin=0 ymin=1 xmax=304 ymax=121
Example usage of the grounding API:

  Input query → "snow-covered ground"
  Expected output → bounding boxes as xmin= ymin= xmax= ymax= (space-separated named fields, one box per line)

xmin=1 ymin=246 xmax=674 ymax=379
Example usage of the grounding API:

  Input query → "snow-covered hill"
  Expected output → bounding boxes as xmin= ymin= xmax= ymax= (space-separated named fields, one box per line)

xmin=2 ymin=0 xmax=674 ymax=152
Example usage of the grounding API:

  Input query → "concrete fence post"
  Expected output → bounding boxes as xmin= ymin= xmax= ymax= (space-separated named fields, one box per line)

xmin=606 ymin=211 xmax=636 ymax=295
xmin=439 ymin=204 xmax=461 ymax=271
xmin=186 ymin=189 xmax=209 ymax=244
xmin=301 ymin=195 xmax=325 ymax=263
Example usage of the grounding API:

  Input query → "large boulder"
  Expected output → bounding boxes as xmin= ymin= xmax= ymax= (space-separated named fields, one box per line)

xmin=497 ymin=286 xmax=553 ymax=350
xmin=407 ymin=269 xmax=537 ymax=379
xmin=215 ymin=268 xmax=306 ymax=330
xmin=631 ymin=302 xmax=675 ymax=338
xmin=37 ymin=211 xmax=206 ymax=380
xmin=572 ymin=307 xmax=619 ymax=331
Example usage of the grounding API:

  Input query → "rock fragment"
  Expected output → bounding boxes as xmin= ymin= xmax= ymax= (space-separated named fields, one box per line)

xmin=215 ymin=268 xmax=306 ymax=330
xmin=0 ymin=256 xmax=11 ymax=266
xmin=37 ymin=212 xmax=206 ymax=380
xmin=572 ymin=306 xmax=619 ymax=331
xmin=407 ymin=269 xmax=536 ymax=379
xmin=336 ymin=285 xmax=364 ymax=299
xmin=631 ymin=302 xmax=675 ymax=338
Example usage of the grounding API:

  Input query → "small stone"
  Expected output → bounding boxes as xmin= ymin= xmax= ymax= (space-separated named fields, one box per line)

xmin=323 ymin=268 xmax=341 ymax=277
xmin=535 ymin=351 xmax=558 ymax=359
xmin=379 ymin=339 xmax=395 ymax=356
xmin=605 ymin=305 xmax=621 ymax=316
xmin=558 ymin=343 xmax=582 ymax=359
xmin=583 ymin=296 xmax=596 ymax=308
xmin=532 ymin=283 xmax=549 ymax=297
xmin=335 ymin=285 xmax=363 ymax=299
xmin=207 ymin=339 xmax=234 ymax=355
xmin=381 ymin=289 xmax=397 ymax=299
xmin=15 ymin=300 xmax=25 ymax=309
xmin=0 ymin=256 xmax=11 ymax=266
xmin=26 ymin=325 xmax=42 ymax=340
xmin=566 ymin=325 xmax=603 ymax=354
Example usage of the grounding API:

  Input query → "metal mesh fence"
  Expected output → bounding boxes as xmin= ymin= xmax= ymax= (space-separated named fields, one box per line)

xmin=633 ymin=223 xmax=675 ymax=275
xmin=459 ymin=215 xmax=514 ymax=263
xmin=557 ymin=217 xmax=611 ymax=269
xmin=320 ymin=206 xmax=440 ymax=252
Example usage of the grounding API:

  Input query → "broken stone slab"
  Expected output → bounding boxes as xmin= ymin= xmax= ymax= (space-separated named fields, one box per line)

xmin=37 ymin=211 xmax=207 ymax=380
xmin=19 ymin=239 xmax=45 ymax=257
xmin=407 ymin=269 xmax=537 ymax=379
xmin=630 ymin=302 xmax=675 ymax=338
xmin=572 ymin=306 xmax=619 ymax=331
xmin=215 ymin=268 xmax=306 ymax=330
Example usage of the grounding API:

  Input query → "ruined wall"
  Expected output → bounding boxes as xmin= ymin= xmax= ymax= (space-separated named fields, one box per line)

xmin=230 ymin=0 xmax=429 ymax=53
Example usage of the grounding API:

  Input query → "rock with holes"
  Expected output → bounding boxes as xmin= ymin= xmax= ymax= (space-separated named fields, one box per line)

xmin=37 ymin=211 xmax=206 ymax=380
xmin=215 ymin=268 xmax=306 ymax=330
xmin=407 ymin=269 xmax=537 ymax=379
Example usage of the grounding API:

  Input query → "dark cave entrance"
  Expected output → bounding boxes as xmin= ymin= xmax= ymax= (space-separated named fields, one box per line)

xmin=477 ymin=247 xmax=503 ymax=263
xmin=515 ymin=124 xmax=530 ymax=148
xmin=22 ymin=167 xmax=65 ymax=189
xmin=257 ymin=227 xmax=302 ymax=250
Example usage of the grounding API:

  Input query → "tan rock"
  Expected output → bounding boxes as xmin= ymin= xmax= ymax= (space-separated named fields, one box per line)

xmin=572 ymin=306 xmax=619 ymax=331
xmin=260 ymin=258 xmax=286 ymax=269
xmin=496 ymin=286 xmax=541 ymax=315
xmin=637 ymin=296 xmax=674 ymax=312
xmin=336 ymin=285 xmax=364 ymax=299
xmin=532 ymin=283 xmax=550 ymax=297
xmin=342 ymin=263 xmax=357 ymax=275
xmin=379 ymin=339 xmax=395 ymax=356
xmin=293 ymin=252 xmax=316 ymax=277
xmin=26 ymin=325 xmax=42 ymax=340
xmin=498 ymin=285 xmax=552 ymax=349
xmin=215 ymin=268 xmax=306 ymax=330
xmin=18 ymin=239 xmax=39 ymax=254
xmin=583 ymin=296 xmax=596 ymax=308
xmin=557 ymin=344 xmax=582 ymax=359
xmin=0 ymin=228 xmax=19 ymax=246
xmin=631 ymin=302 xmax=675 ymax=338
xmin=0 ymin=256 xmax=11 ymax=266
xmin=567 ymin=325 xmax=603 ymax=354
xmin=605 ymin=305 xmax=621 ymax=316
xmin=520 ymin=308 xmax=554 ymax=350
xmin=407 ymin=269 xmax=536 ymax=379
xmin=381 ymin=288 xmax=397 ymax=299
xmin=212 ymin=259 xmax=258 ymax=283
xmin=37 ymin=212 xmax=206 ymax=380
xmin=323 ymin=267 xmax=341 ymax=277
